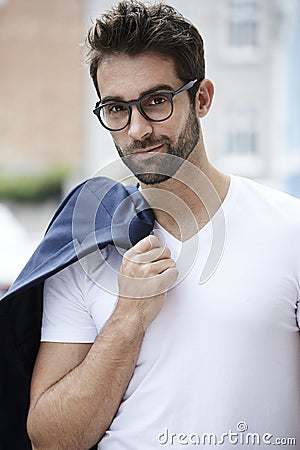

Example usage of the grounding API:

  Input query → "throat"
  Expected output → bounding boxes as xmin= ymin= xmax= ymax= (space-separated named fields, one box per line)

xmin=154 ymin=208 xmax=210 ymax=242
xmin=140 ymin=169 xmax=231 ymax=242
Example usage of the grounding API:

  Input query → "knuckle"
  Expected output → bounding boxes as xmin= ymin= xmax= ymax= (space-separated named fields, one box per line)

xmin=148 ymin=234 xmax=160 ymax=245
xmin=135 ymin=234 xmax=158 ymax=253
xmin=135 ymin=252 xmax=149 ymax=263
xmin=163 ymin=247 xmax=171 ymax=258
xmin=141 ymin=264 xmax=152 ymax=278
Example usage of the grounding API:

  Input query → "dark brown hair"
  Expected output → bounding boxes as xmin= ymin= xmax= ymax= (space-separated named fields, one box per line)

xmin=86 ymin=1 xmax=205 ymax=103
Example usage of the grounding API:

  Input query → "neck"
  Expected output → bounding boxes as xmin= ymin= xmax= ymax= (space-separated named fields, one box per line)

xmin=139 ymin=147 xmax=230 ymax=241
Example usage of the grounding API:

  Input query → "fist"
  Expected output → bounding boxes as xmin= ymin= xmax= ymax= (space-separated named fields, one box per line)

xmin=117 ymin=235 xmax=178 ymax=329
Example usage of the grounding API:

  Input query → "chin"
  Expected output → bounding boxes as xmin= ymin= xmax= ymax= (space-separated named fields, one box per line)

xmin=135 ymin=172 xmax=172 ymax=185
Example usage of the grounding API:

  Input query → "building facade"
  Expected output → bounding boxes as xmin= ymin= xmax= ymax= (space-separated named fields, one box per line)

xmin=1 ymin=0 xmax=299 ymax=196
xmin=84 ymin=0 xmax=300 ymax=196
xmin=0 ymin=0 xmax=84 ymax=174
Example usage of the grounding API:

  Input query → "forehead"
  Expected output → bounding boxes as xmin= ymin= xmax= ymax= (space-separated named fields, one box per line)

xmin=96 ymin=52 xmax=181 ymax=101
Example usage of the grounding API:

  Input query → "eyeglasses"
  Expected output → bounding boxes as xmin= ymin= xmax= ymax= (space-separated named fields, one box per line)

xmin=93 ymin=79 xmax=199 ymax=132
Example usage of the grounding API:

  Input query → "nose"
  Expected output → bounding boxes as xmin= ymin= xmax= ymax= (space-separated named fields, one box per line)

xmin=127 ymin=105 xmax=153 ymax=141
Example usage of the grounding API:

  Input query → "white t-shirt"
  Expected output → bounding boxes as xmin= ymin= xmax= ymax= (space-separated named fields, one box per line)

xmin=42 ymin=176 xmax=300 ymax=449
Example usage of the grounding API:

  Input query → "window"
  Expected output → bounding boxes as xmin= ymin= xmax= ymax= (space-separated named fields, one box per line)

xmin=228 ymin=0 xmax=259 ymax=48
xmin=226 ymin=105 xmax=258 ymax=155
xmin=218 ymin=103 xmax=262 ymax=177
xmin=221 ymin=0 xmax=263 ymax=61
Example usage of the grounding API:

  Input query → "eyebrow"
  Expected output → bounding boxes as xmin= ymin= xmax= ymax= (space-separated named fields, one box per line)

xmin=101 ymin=84 xmax=175 ymax=104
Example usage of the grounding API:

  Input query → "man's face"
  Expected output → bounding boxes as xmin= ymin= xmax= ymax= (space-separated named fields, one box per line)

xmin=96 ymin=53 xmax=200 ymax=185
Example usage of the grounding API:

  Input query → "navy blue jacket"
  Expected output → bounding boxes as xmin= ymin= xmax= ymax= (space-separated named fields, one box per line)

xmin=0 ymin=176 xmax=154 ymax=450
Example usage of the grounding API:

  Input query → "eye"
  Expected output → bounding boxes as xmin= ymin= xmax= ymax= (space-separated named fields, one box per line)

xmin=108 ymin=103 xmax=127 ymax=114
xmin=148 ymin=95 xmax=168 ymax=106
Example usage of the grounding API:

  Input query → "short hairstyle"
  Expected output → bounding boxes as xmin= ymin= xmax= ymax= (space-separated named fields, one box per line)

xmin=86 ymin=1 xmax=205 ymax=103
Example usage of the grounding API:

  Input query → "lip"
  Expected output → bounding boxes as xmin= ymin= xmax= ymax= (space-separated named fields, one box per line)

xmin=133 ymin=144 xmax=164 ymax=155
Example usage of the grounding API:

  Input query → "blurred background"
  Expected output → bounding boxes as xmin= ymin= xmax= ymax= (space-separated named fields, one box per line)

xmin=0 ymin=0 xmax=299 ymax=294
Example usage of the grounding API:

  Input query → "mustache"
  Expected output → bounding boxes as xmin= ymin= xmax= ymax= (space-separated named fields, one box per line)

xmin=123 ymin=136 xmax=172 ymax=154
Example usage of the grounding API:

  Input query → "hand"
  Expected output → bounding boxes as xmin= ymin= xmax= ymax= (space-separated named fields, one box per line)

xmin=117 ymin=235 xmax=178 ymax=330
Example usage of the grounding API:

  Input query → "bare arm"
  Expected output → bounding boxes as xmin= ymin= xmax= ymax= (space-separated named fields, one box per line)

xmin=27 ymin=235 xmax=178 ymax=450
xmin=28 ymin=311 xmax=145 ymax=450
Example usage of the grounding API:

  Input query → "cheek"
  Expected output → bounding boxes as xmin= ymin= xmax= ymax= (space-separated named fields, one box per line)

xmin=172 ymin=101 xmax=191 ymax=125
xmin=111 ymin=132 xmax=127 ymax=151
xmin=164 ymin=112 xmax=189 ymax=141
xmin=158 ymin=107 xmax=190 ymax=140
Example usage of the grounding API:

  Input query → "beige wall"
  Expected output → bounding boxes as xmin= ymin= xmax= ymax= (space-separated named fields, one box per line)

xmin=1 ymin=0 xmax=299 ymax=192
xmin=0 ymin=0 xmax=84 ymax=173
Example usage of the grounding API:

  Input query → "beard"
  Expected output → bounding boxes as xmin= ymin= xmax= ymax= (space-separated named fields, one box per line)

xmin=113 ymin=107 xmax=200 ymax=185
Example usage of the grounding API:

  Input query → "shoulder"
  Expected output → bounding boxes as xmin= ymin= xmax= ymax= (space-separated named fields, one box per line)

xmin=233 ymin=175 xmax=300 ymax=223
xmin=46 ymin=244 xmax=122 ymax=287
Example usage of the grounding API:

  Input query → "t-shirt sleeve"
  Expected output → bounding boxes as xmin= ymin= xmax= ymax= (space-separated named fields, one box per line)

xmin=41 ymin=261 xmax=98 ymax=343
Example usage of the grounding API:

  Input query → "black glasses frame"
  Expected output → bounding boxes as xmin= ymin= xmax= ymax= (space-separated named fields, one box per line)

xmin=93 ymin=79 xmax=199 ymax=132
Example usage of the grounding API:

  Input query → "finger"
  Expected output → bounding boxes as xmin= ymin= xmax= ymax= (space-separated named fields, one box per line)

xmin=118 ymin=267 xmax=179 ymax=299
xmin=128 ymin=258 xmax=175 ymax=278
xmin=131 ymin=234 xmax=161 ymax=254
xmin=133 ymin=246 xmax=171 ymax=264
xmin=124 ymin=234 xmax=161 ymax=256
xmin=141 ymin=267 xmax=179 ymax=296
xmin=148 ymin=258 xmax=176 ymax=275
xmin=159 ymin=267 xmax=179 ymax=290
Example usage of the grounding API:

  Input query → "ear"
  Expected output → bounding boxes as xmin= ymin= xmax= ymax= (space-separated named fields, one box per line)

xmin=195 ymin=79 xmax=214 ymax=118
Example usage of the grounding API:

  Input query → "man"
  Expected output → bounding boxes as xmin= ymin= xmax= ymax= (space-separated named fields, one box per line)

xmin=27 ymin=1 xmax=300 ymax=449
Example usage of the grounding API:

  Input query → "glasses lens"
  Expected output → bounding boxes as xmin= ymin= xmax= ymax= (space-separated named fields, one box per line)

xmin=100 ymin=103 xmax=129 ymax=130
xmin=140 ymin=93 xmax=172 ymax=121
